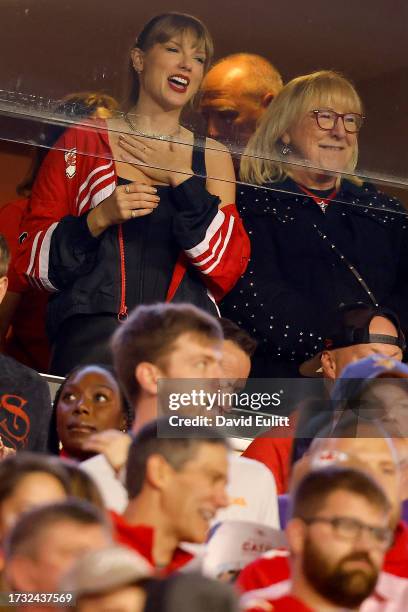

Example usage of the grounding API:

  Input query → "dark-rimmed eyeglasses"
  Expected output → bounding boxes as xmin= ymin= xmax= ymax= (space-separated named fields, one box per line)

xmin=312 ymin=109 xmax=365 ymax=133
xmin=301 ymin=515 xmax=392 ymax=549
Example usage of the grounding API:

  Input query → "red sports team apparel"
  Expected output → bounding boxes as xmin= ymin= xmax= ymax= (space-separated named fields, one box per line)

xmin=110 ymin=511 xmax=193 ymax=576
xmin=0 ymin=198 xmax=50 ymax=371
xmin=14 ymin=121 xmax=250 ymax=304
xmin=237 ymin=521 xmax=408 ymax=593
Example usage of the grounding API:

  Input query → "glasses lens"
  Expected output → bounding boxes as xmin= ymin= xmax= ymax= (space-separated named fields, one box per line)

xmin=316 ymin=110 xmax=336 ymax=130
xmin=372 ymin=527 xmax=392 ymax=548
xmin=335 ymin=518 xmax=391 ymax=548
xmin=343 ymin=113 xmax=362 ymax=133
xmin=334 ymin=517 xmax=360 ymax=539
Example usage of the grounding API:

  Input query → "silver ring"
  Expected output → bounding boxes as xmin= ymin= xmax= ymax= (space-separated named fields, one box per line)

xmin=125 ymin=185 xmax=130 ymax=194
xmin=131 ymin=210 xmax=137 ymax=219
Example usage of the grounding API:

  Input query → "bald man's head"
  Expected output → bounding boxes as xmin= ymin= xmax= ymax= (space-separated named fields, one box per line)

xmin=200 ymin=53 xmax=283 ymax=151
xmin=298 ymin=425 xmax=402 ymax=529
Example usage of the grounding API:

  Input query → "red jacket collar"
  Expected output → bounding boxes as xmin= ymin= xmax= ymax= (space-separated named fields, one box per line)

xmin=110 ymin=511 xmax=193 ymax=575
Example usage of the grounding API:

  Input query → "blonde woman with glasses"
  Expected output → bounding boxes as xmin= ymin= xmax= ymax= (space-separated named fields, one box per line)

xmin=222 ymin=70 xmax=408 ymax=378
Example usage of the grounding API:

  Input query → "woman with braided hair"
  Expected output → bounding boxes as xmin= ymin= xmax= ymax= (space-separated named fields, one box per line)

xmin=50 ymin=364 xmax=133 ymax=461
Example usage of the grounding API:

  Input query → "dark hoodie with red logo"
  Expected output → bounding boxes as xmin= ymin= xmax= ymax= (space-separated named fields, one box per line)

xmin=0 ymin=354 xmax=52 ymax=451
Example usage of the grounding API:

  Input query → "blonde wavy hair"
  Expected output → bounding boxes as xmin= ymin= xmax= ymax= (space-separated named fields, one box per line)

xmin=240 ymin=70 xmax=363 ymax=185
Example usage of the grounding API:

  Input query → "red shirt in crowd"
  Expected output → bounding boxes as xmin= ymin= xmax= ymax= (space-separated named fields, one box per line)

xmin=110 ymin=511 xmax=193 ymax=575
xmin=0 ymin=198 xmax=50 ymax=371
xmin=383 ymin=520 xmax=408 ymax=578
xmin=237 ymin=551 xmax=290 ymax=593
xmin=242 ymin=437 xmax=294 ymax=495
xmin=241 ymin=572 xmax=408 ymax=612
xmin=242 ymin=411 xmax=298 ymax=495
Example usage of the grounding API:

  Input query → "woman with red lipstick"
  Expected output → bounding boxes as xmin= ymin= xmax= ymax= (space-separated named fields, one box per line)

xmin=15 ymin=13 xmax=250 ymax=375
xmin=52 ymin=364 xmax=132 ymax=461
xmin=222 ymin=70 xmax=408 ymax=378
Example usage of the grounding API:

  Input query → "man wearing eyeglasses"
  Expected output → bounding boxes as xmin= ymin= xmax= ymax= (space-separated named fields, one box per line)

xmin=239 ymin=420 xmax=408 ymax=609
xmin=241 ymin=466 xmax=406 ymax=611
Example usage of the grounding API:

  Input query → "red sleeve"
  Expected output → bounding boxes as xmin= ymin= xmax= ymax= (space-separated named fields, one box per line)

xmin=170 ymin=175 xmax=250 ymax=302
xmin=13 ymin=124 xmax=115 ymax=292
xmin=242 ymin=437 xmax=294 ymax=495
xmin=184 ymin=203 xmax=251 ymax=301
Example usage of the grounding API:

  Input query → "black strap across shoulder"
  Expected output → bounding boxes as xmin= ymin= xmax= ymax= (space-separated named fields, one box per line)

xmin=191 ymin=134 xmax=207 ymax=178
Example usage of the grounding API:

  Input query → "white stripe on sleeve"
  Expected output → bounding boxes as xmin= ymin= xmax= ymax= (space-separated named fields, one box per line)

xmin=38 ymin=222 xmax=59 ymax=291
xmin=26 ymin=231 xmax=43 ymax=277
xmin=199 ymin=216 xmax=235 ymax=275
xmin=78 ymin=169 xmax=115 ymax=213
xmin=184 ymin=210 xmax=225 ymax=259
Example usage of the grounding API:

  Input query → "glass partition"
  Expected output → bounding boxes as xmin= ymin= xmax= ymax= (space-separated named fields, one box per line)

xmin=0 ymin=0 xmax=407 ymax=200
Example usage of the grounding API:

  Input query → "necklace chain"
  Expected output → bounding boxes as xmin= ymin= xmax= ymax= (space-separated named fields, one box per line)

xmin=123 ymin=112 xmax=181 ymax=141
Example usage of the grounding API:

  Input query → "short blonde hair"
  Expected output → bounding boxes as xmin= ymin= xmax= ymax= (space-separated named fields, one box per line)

xmin=240 ymin=70 xmax=363 ymax=185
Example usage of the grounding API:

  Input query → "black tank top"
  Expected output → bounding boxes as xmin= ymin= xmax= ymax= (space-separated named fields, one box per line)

xmin=116 ymin=135 xmax=207 ymax=307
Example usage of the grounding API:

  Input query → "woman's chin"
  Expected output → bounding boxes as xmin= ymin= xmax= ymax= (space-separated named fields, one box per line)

xmin=292 ymin=167 xmax=340 ymax=188
xmin=316 ymin=156 xmax=350 ymax=175
xmin=306 ymin=164 xmax=347 ymax=184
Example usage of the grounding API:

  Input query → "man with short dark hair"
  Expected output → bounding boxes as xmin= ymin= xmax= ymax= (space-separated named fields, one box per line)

xmin=112 ymin=303 xmax=224 ymax=429
xmin=239 ymin=418 xmax=408 ymax=609
xmin=0 ymin=234 xmax=53 ymax=452
xmin=4 ymin=499 xmax=112 ymax=607
xmin=111 ymin=420 xmax=229 ymax=573
xmin=82 ymin=303 xmax=223 ymax=511
xmin=242 ymin=467 xmax=394 ymax=611
xmin=81 ymin=302 xmax=224 ymax=510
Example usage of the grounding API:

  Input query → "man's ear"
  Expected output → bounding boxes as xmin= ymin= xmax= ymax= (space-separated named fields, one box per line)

xmin=135 ymin=362 xmax=162 ymax=396
xmin=5 ymin=556 xmax=39 ymax=591
xmin=145 ymin=454 xmax=172 ymax=491
xmin=320 ymin=350 xmax=336 ymax=379
xmin=261 ymin=92 xmax=275 ymax=108
xmin=286 ymin=518 xmax=307 ymax=556
xmin=0 ymin=276 xmax=8 ymax=304
xmin=130 ymin=47 xmax=144 ymax=74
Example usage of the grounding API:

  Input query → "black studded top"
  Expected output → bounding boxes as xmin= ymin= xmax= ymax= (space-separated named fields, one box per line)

xmin=220 ymin=176 xmax=408 ymax=377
